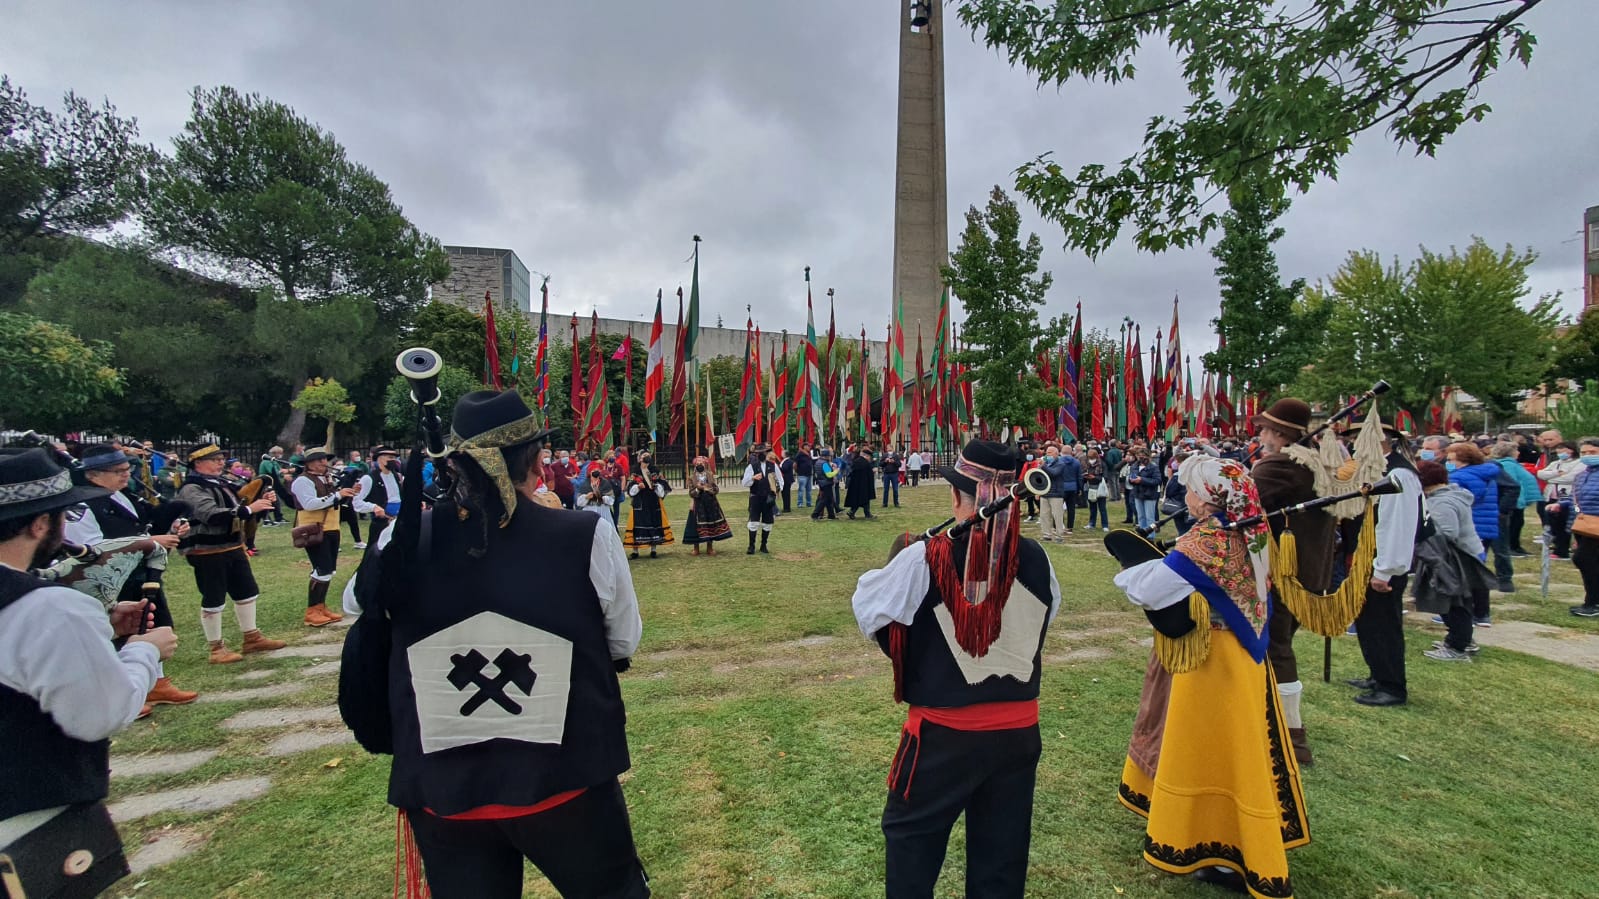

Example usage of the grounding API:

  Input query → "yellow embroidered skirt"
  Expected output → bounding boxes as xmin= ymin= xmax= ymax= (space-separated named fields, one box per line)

xmin=1118 ymin=631 xmax=1308 ymax=899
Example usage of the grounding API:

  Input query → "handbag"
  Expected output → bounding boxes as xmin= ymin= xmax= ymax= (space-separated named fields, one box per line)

xmin=291 ymin=522 xmax=324 ymax=549
xmin=1572 ymin=513 xmax=1599 ymax=540
xmin=0 ymin=802 xmax=129 ymax=899
xmin=1087 ymin=482 xmax=1106 ymax=502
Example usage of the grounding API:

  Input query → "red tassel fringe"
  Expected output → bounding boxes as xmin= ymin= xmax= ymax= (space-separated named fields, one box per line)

xmin=925 ymin=522 xmax=1021 ymax=658
xmin=887 ymin=622 xmax=909 ymax=704
xmin=395 ymin=809 xmax=431 ymax=899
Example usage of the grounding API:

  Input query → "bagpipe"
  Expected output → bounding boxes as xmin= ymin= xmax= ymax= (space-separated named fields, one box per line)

xmin=887 ymin=466 xmax=1052 ymax=562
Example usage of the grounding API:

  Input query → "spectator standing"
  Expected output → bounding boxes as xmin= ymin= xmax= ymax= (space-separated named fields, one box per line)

xmin=339 ymin=450 xmax=369 ymax=549
xmin=779 ymin=451 xmax=795 ymax=514
xmin=1415 ymin=460 xmax=1489 ymax=660
xmin=258 ymin=446 xmax=288 ymax=525
xmin=1558 ymin=438 xmax=1599 ymax=618
xmin=906 ymin=449 xmax=923 ymax=486
xmin=793 ymin=445 xmax=814 ymax=508
xmin=880 ymin=449 xmax=902 ymax=508
xmin=1443 ymin=441 xmax=1501 ymax=624
xmin=1127 ymin=449 xmax=1162 ymax=530
xmin=1082 ymin=448 xmax=1110 ymax=531
xmin=811 ymin=448 xmax=841 ymax=521
xmin=1492 ymin=441 xmax=1541 ymax=557
xmin=1537 ymin=441 xmax=1581 ymax=559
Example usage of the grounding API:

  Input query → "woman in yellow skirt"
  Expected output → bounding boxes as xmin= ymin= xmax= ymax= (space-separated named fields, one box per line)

xmin=1112 ymin=456 xmax=1309 ymax=898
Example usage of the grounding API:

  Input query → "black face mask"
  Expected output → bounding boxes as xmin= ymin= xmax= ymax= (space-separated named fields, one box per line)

xmin=695 ymin=464 xmax=705 ymax=472
xmin=384 ymin=459 xmax=401 ymax=473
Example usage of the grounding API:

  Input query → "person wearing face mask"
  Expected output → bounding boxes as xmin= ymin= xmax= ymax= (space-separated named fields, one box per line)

xmin=1443 ymin=441 xmax=1501 ymax=627
xmin=1537 ymin=440 xmax=1582 ymax=559
xmin=353 ymin=447 xmax=404 ymax=550
xmin=1019 ymin=443 xmax=1042 ymax=523
xmin=682 ymin=456 xmax=731 ymax=555
xmin=1552 ymin=437 xmax=1599 ymax=618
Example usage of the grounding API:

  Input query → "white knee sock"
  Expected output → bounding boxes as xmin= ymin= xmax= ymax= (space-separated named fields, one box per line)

xmin=201 ymin=609 xmax=224 ymax=642
xmin=1278 ymin=680 xmax=1304 ymax=729
xmin=233 ymin=596 xmax=258 ymax=633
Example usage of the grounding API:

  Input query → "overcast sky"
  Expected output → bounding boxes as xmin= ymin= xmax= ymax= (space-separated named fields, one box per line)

xmin=6 ymin=1 xmax=1593 ymax=363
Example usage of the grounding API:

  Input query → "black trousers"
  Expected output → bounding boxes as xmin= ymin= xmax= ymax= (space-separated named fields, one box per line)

xmin=305 ymin=530 xmax=340 ymax=581
xmin=882 ymin=722 xmax=1041 ymax=899
xmin=781 ymin=479 xmax=792 ymax=512
xmin=1355 ymin=574 xmax=1409 ymax=698
xmin=408 ymin=779 xmax=649 ymax=899
xmin=1574 ymin=534 xmax=1599 ymax=608
xmin=1444 ymin=606 xmax=1475 ymax=651
xmin=812 ymin=483 xmax=839 ymax=519
xmin=1509 ymin=506 xmax=1527 ymax=552
xmin=340 ymin=503 xmax=363 ymax=543
xmin=186 ymin=548 xmax=260 ymax=609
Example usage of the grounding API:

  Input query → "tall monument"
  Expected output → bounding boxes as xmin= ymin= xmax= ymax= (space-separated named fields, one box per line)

xmin=892 ymin=0 xmax=948 ymax=362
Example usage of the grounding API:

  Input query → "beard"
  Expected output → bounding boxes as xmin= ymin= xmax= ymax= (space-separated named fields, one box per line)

xmin=28 ymin=514 xmax=66 ymax=570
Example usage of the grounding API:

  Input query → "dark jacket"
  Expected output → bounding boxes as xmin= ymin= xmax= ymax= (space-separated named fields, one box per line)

xmin=1448 ymin=462 xmax=1501 ymax=542
xmin=1127 ymin=461 xmax=1162 ymax=500
xmin=1041 ymin=454 xmax=1081 ymax=497
xmin=792 ymin=453 xmax=814 ymax=477
xmin=1251 ymin=452 xmax=1337 ymax=594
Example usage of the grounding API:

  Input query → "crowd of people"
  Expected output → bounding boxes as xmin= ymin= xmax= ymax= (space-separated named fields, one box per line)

xmin=5 ymin=390 xmax=1597 ymax=899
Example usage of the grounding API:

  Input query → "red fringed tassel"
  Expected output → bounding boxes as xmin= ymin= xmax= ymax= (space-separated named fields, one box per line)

xmin=395 ymin=809 xmax=431 ymax=899
xmin=925 ymin=531 xmax=1021 ymax=658
xmin=887 ymin=622 xmax=909 ymax=703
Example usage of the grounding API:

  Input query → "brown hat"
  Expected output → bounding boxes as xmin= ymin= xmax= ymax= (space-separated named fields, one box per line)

xmin=1253 ymin=398 xmax=1312 ymax=437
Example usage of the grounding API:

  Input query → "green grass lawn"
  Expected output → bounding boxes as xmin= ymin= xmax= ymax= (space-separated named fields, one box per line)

xmin=111 ymin=489 xmax=1599 ymax=898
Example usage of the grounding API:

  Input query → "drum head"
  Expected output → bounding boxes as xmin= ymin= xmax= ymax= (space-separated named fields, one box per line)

xmin=1104 ymin=529 xmax=1166 ymax=569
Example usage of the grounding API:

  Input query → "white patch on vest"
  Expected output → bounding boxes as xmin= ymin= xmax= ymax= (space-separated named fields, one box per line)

xmin=406 ymin=611 xmax=573 ymax=754
xmin=934 ymin=586 xmax=1047 ymax=684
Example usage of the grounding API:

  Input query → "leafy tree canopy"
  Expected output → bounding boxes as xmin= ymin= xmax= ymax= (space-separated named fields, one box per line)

xmin=0 ymin=309 xmax=123 ymax=431
xmin=956 ymin=0 xmax=1543 ymax=255
xmin=292 ymin=376 xmax=356 ymax=451
xmin=1549 ymin=312 xmax=1599 ymax=386
xmin=943 ymin=186 xmax=1057 ymax=428
xmin=0 ymin=76 xmax=152 ymax=252
xmin=1292 ymin=238 xmax=1561 ymax=417
xmin=1204 ymin=179 xmax=1327 ymax=396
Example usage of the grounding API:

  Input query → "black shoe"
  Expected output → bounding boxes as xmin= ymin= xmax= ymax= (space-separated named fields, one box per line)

xmin=847 ymin=511 xmax=856 ymax=520
xmin=1353 ymin=690 xmax=1406 ymax=707
xmin=629 ymin=551 xmax=638 ymax=560
xmin=1345 ymin=677 xmax=1376 ymax=690
xmin=864 ymin=512 xmax=874 ymax=519
xmin=649 ymin=549 xmax=657 ymax=558
xmin=1571 ymin=605 xmax=1599 ymax=618
xmin=1191 ymin=866 xmax=1247 ymax=894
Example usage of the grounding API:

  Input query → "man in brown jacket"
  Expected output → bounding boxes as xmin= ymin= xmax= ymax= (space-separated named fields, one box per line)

xmin=1250 ymin=398 xmax=1336 ymax=766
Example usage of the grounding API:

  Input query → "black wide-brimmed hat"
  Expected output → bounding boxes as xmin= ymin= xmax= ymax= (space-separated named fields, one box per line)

xmin=937 ymin=439 xmax=1018 ymax=495
xmin=450 ymin=390 xmax=554 ymax=448
xmin=1347 ymin=415 xmax=1408 ymax=440
xmin=0 ymin=448 xmax=109 ymax=523
xmin=1252 ymin=398 xmax=1312 ymax=437
xmin=78 ymin=443 xmax=132 ymax=471
xmin=371 ymin=445 xmax=399 ymax=459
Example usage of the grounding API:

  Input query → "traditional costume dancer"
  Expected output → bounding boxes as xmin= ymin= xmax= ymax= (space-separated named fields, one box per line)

xmin=852 ymin=440 xmax=1061 ymax=898
xmin=1113 ymin=456 xmax=1309 ymax=898
xmin=623 ymin=453 xmax=673 ymax=559
xmin=175 ymin=444 xmax=286 ymax=662
xmin=1247 ymin=399 xmax=1335 ymax=766
xmin=288 ymin=448 xmax=353 ymax=626
xmin=742 ymin=445 xmax=782 ymax=555
xmin=352 ymin=446 xmax=403 ymax=550
xmin=340 ymin=389 xmax=648 ymax=898
xmin=683 ymin=456 xmax=731 ymax=555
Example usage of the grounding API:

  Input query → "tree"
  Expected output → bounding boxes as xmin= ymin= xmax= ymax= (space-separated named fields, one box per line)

xmin=1204 ymin=181 xmax=1327 ymax=397
xmin=142 ymin=86 xmax=449 ymax=444
xmin=1550 ymin=313 xmax=1599 ymax=385
xmin=0 ymin=310 xmax=122 ymax=430
xmin=0 ymin=77 xmax=151 ymax=251
xmin=22 ymin=240 xmax=281 ymax=437
xmin=0 ymin=77 xmax=152 ymax=303
xmin=291 ymin=377 xmax=356 ymax=452
xmin=956 ymin=1 xmax=1543 ymax=255
xmin=383 ymin=364 xmax=478 ymax=435
xmin=943 ymin=187 xmax=1056 ymax=428
xmin=1551 ymin=381 xmax=1599 ymax=441
xmin=1293 ymin=239 xmax=1561 ymax=417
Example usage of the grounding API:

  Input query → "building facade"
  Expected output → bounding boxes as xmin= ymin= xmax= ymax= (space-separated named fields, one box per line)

xmin=1586 ymin=205 xmax=1599 ymax=315
xmin=432 ymin=246 xmax=532 ymax=313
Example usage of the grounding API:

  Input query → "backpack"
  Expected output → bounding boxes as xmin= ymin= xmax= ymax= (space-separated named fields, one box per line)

xmin=1495 ymin=463 xmax=1519 ymax=515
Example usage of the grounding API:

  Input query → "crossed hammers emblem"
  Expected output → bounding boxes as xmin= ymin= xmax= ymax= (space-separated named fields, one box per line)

xmin=447 ymin=648 xmax=537 ymax=716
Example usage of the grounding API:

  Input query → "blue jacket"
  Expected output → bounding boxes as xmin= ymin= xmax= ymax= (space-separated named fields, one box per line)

xmin=1128 ymin=461 xmax=1162 ymax=500
xmin=1496 ymin=458 xmax=1542 ymax=509
xmin=1448 ymin=461 xmax=1500 ymax=542
xmin=1041 ymin=454 xmax=1081 ymax=497
xmin=1562 ymin=466 xmax=1599 ymax=520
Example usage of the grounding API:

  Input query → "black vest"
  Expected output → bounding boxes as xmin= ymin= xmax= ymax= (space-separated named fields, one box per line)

xmin=882 ymin=535 xmax=1056 ymax=708
xmin=385 ymin=503 xmax=630 ymax=815
xmin=748 ymin=462 xmax=776 ymax=500
xmin=0 ymin=569 xmax=112 ymax=819
xmin=85 ymin=493 xmax=146 ymax=541
xmin=365 ymin=472 xmax=394 ymax=509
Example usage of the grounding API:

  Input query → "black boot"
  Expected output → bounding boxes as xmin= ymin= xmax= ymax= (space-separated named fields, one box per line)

xmin=759 ymin=530 xmax=769 ymax=553
xmin=747 ymin=531 xmax=757 ymax=555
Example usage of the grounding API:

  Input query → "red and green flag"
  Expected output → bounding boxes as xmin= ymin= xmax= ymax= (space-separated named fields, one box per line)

xmin=482 ymin=290 xmax=504 ymax=390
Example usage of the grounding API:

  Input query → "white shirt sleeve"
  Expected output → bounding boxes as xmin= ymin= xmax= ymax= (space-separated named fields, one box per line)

xmin=589 ymin=523 xmax=642 ymax=660
xmin=741 ymin=465 xmax=755 ymax=488
xmin=290 ymin=476 xmax=338 ymax=511
xmin=64 ymin=509 xmax=106 ymax=548
xmin=627 ymin=484 xmax=640 ymax=497
xmin=772 ymin=466 xmax=784 ymax=491
xmin=351 ymin=475 xmax=378 ymax=513
xmin=851 ymin=540 xmax=931 ymax=638
xmin=0 ymin=586 xmax=160 ymax=741
xmin=1113 ymin=557 xmax=1194 ymax=611
xmin=653 ymin=482 xmax=666 ymax=498
xmin=576 ymin=492 xmax=592 ymax=509
xmin=1045 ymin=557 xmax=1063 ymax=624
xmin=1374 ymin=468 xmax=1421 ymax=581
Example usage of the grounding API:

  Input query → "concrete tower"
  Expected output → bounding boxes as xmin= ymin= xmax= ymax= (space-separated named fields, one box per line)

xmin=892 ymin=0 xmax=948 ymax=363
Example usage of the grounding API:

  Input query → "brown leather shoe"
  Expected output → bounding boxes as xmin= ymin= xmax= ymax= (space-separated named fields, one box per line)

xmin=319 ymin=604 xmax=343 ymax=623
xmin=146 ymin=676 xmax=199 ymax=705
xmin=241 ymin=629 xmax=286 ymax=653
xmin=136 ymin=702 xmax=153 ymax=720
xmin=304 ymin=604 xmax=336 ymax=627
xmin=1288 ymin=727 xmax=1314 ymax=767
xmin=209 ymin=639 xmax=244 ymax=664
